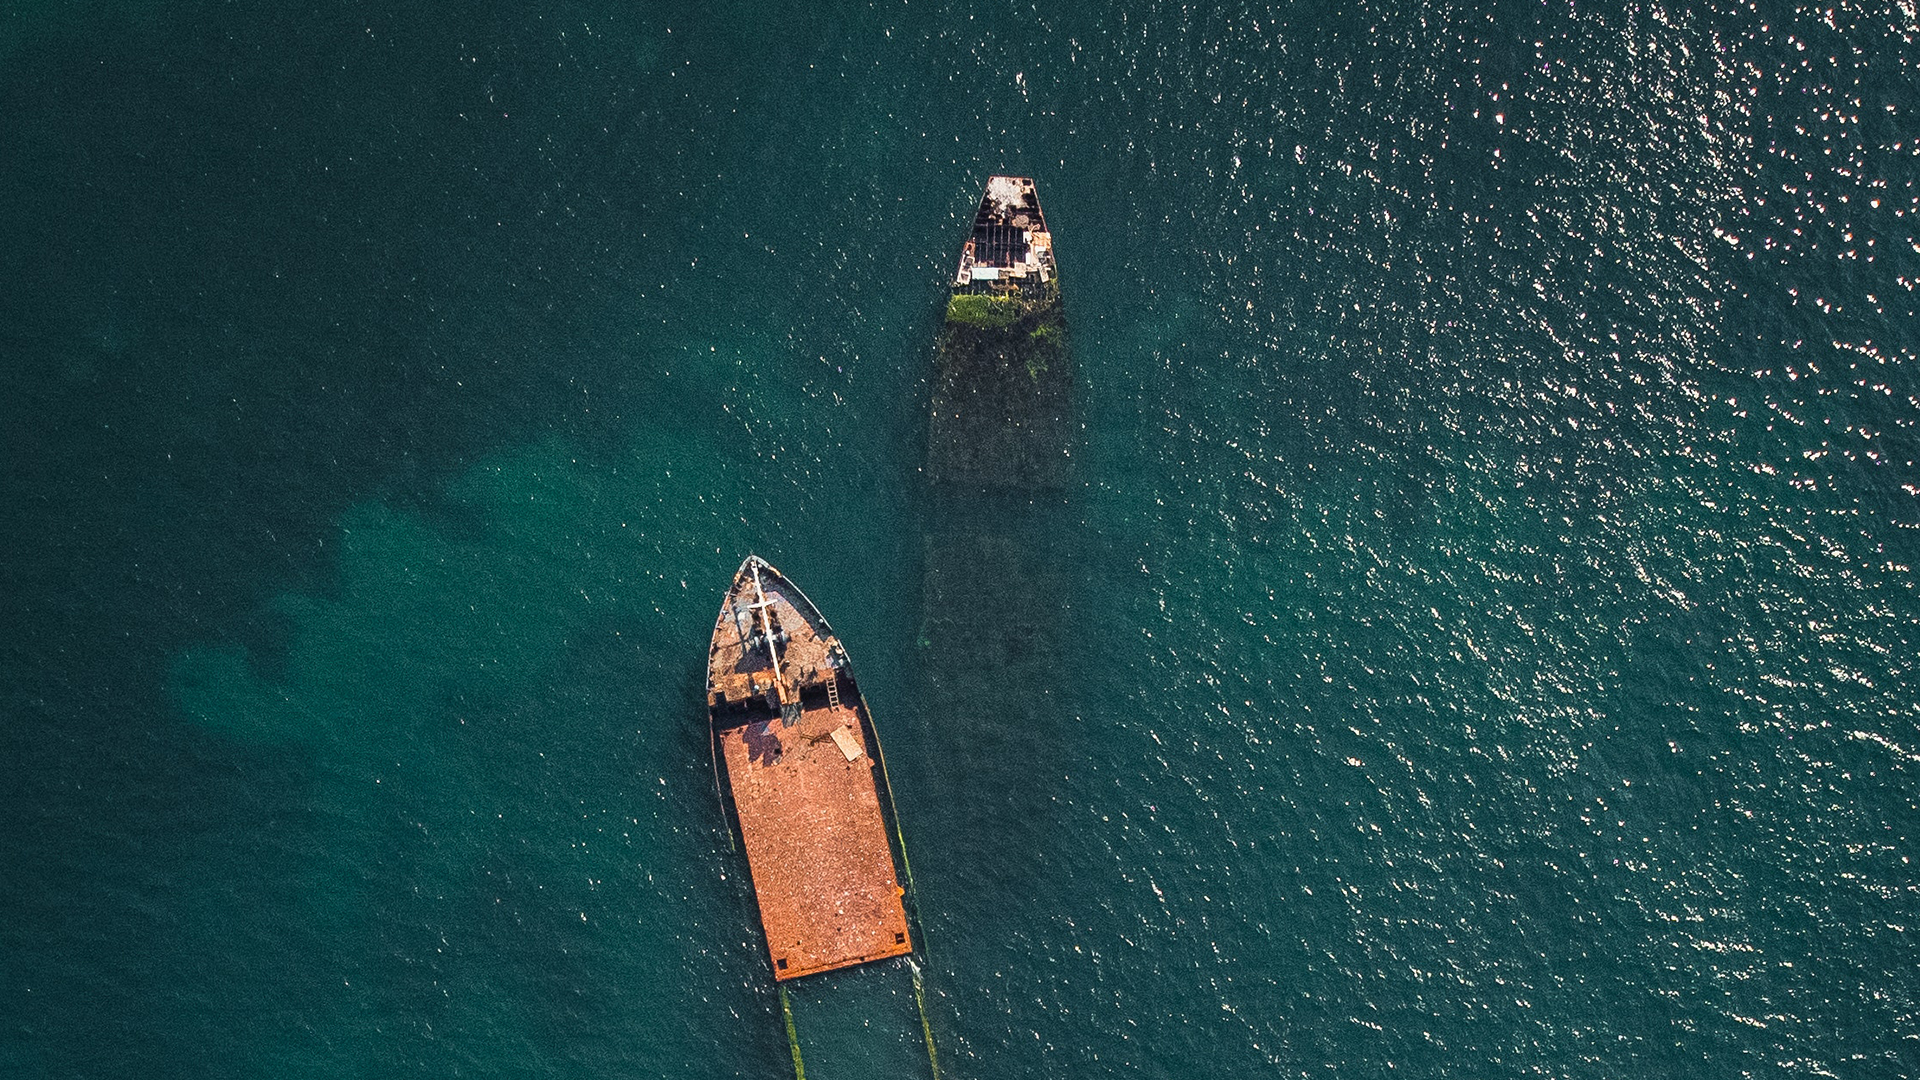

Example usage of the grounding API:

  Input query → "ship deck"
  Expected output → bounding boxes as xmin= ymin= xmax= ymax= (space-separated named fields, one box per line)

xmin=718 ymin=698 xmax=912 ymax=980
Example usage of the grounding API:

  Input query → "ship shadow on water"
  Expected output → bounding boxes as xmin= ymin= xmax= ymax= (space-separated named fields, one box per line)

xmin=915 ymin=493 xmax=1077 ymax=833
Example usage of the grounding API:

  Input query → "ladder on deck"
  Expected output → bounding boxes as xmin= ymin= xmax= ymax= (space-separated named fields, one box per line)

xmin=825 ymin=676 xmax=842 ymax=712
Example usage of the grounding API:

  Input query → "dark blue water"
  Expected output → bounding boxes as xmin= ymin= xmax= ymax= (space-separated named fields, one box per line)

xmin=3 ymin=2 xmax=1916 ymax=1077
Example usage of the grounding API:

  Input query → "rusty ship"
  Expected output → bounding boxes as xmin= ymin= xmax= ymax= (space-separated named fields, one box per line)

xmin=705 ymin=555 xmax=918 ymax=983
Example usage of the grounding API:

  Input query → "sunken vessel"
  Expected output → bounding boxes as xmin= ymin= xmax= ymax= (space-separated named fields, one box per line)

xmin=705 ymin=555 xmax=918 ymax=982
xmin=920 ymin=175 xmax=1075 ymax=734
xmin=926 ymin=174 xmax=1074 ymax=490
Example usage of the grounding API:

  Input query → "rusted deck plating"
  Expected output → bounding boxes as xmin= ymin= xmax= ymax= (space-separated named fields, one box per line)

xmin=707 ymin=556 xmax=912 ymax=981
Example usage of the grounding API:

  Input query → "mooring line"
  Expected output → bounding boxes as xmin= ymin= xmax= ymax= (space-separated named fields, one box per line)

xmin=779 ymin=984 xmax=806 ymax=1080
xmin=911 ymin=962 xmax=942 ymax=1080
xmin=709 ymin=724 xmax=735 ymax=853
xmin=860 ymin=690 xmax=924 ymax=955
xmin=865 ymin=690 xmax=944 ymax=1080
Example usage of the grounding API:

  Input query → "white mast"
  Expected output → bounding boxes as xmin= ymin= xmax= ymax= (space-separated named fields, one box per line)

xmin=747 ymin=558 xmax=785 ymax=691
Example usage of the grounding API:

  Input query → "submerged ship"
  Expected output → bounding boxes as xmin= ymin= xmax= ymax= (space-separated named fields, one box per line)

xmin=705 ymin=555 xmax=917 ymax=982
xmin=920 ymin=174 xmax=1074 ymax=721
xmin=907 ymin=183 xmax=1077 ymax=1074
xmin=927 ymin=175 xmax=1074 ymax=490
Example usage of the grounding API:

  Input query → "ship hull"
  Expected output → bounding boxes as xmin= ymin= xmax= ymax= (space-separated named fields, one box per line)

xmin=706 ymin=556 xmax=915 ymax=982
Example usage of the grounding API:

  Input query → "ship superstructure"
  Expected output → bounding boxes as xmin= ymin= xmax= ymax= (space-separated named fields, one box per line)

xmin=951 ymin=175 xmax=1056 ymax=296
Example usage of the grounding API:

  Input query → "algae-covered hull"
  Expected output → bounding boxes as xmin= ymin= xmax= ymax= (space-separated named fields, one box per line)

xmin=926 ymin=176 xmax=1075 ymax=491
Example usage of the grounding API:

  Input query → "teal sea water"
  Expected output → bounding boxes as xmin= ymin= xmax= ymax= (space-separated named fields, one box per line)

xmin=3 ymin=1 xmax=1916 ymax=1076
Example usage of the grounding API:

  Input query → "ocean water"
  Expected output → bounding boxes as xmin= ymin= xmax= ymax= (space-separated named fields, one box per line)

xmin=3 ymin=1 xmax=1916 ymax=1077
